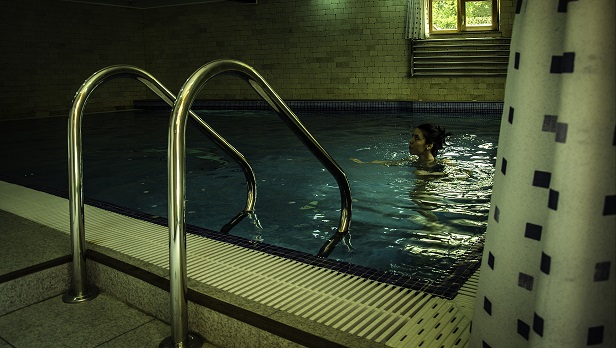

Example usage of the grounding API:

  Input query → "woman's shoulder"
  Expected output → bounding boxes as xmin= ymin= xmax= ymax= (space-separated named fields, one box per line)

xmin=414 ymin=158 xmax=461 ymax=177
xmin=415 ymin=159 xmax=447 ymax=170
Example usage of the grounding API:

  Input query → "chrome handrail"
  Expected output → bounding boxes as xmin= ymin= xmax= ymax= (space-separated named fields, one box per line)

xmin=64 ymin=65 xmax=256 ymax=306
xmin=167 ymin=58 xmax=352 ymax=346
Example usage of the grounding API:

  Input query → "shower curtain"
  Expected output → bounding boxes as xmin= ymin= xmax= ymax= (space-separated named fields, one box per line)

xmin=470 ymin=1 xmax=615 ymax=347
xmin=406 ymin=0 xmax=426 ymax=39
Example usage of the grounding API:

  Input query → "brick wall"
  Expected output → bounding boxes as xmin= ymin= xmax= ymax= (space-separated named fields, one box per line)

xmin=0 ymin=0 xmax=516 ymax=120
xmin=499 ymin=0 xmax=517 ymax=37
xmin=142 ymin=0 xmax=512 ymax=103
xmin=0 ymin=1 xmax=146 ymax=119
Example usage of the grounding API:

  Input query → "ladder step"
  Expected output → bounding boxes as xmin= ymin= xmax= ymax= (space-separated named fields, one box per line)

xmin=414 ymin=49 xmax=509 ymax=55
xmin=414 ymin=66 xmax=507 ymax=71
xmin=413 ymin=43 xmax=510 ymax=49
xmin=416 ymin=37 xmax=509 ymax=40
xmin=413 ymin=71 xmax=507 ymax=76
xmin=413 ymin=56 xmax=509 ymax=63
xmin=414 ymin=61 xmax=507 ymax=66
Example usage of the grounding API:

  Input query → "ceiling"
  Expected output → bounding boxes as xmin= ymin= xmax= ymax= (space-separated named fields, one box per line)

xmin=61 ymin=0 xmax=256 ymax=9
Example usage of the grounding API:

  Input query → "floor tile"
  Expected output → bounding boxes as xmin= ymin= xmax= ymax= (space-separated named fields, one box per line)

xmin=97 ymin=320 xmax=169 ymax=348
xmin=0 ymin=210 xmax=69 ymax=275
xmin=0 ymin=293 xmax=153 ymax=348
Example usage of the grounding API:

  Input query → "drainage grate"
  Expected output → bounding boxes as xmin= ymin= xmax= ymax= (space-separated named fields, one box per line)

xmin=386 ymin=297 xmax=470 ymax=347
xmin=0 ymin=180 xmax=476 ymax=347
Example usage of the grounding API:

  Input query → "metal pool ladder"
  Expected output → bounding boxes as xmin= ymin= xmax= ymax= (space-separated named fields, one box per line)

xmin=166 ymin=59 xmax=352 ymax=345
xmin=169 ymin=59 xmax=353 ymax=259
xmin=65 ymin=65 xmax=257 ymax=304
xmin=65 ymin=60 xmax=353 ymax=347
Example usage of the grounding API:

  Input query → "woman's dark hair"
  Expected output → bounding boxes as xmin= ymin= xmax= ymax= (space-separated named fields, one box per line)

xmin=417 ymin=123 xmax=452 ymax=157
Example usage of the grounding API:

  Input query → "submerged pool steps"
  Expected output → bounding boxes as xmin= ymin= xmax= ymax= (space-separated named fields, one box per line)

xmin=0 ymin=180 xmax=478 ymax=347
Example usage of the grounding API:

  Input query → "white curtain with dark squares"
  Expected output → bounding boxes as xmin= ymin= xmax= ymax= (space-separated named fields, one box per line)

xmin=470 ymin=0 xmax=615 ymax=347
xmin=406 ymin=0 xmax=426 ymax=39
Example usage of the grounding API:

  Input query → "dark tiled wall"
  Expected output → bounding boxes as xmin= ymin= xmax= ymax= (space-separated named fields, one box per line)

xmin=135 ymin=99 xmax=503 ymax=115
xmin=1 ymin=0 xmax=516 ymax=120
xmin=140 ymin=0 xmax=513 ymax=104
xmin=0 ymin=1 xmax=148 ymax=119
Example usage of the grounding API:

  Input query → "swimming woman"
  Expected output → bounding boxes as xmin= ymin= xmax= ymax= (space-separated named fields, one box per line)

xmin=408 ymin=123 xmax=452 ymax=175
xmin=351 ymin=123 xmax=453 ymax=176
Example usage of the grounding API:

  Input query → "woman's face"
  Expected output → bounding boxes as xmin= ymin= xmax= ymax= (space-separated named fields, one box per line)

xmin=409 ymin=128 xmax=431 ymax=156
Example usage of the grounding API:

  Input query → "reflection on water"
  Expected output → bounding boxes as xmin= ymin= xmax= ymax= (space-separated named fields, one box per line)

xmin=247 ymin=212 xmax=264 ymax=242
xmin=344 ymin=119 xmax=498 ymax=280
xmin=0 ymin=110 xmax=499 ymax=282
xmin=397 ymin=162 xmax=493 ymax=278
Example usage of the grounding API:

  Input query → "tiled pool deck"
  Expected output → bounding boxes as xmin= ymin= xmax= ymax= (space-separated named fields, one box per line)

xmin=0 ymin=180 xmax=480 ymax=347
xmin=0 ymin=209 xmax=218 ymax=348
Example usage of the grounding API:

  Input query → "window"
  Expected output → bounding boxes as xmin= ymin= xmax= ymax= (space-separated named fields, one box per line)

xmin=429 ymin=0 xmax=498 ymax=33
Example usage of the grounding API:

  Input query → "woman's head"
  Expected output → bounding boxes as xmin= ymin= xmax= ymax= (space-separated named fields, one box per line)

xmin=409 ymin=123 xmax=452 ymax=159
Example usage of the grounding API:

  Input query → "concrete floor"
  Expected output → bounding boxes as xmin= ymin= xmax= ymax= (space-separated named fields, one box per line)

xmin=0 ymin=292 xmax=174 ymax=348
xmin=0 ymin=210 xmax=215 ymax=348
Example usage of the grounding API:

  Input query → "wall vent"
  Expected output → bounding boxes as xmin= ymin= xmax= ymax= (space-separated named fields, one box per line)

xmin=411 ymin=37 xmax=510 ymax=77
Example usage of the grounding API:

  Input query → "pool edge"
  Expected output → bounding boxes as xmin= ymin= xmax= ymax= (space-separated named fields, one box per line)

xmin=0 ymin=180 xmax=478 ymax=347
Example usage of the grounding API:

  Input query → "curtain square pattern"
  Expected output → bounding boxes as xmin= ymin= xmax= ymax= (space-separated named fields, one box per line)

xmin=470 ymin=0 xmax=615 ymax=347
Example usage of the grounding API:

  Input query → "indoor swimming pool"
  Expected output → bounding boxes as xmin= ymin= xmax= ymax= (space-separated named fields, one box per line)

xmin=0 ymin=108 xmax=500 ymax=285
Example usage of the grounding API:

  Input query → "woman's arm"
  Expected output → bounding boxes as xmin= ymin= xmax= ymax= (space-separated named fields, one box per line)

xmin=350 ymin=158 xmax=408 ymax=166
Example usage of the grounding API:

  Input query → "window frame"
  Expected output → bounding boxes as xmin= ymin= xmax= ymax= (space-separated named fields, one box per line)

xmin=428 ymin=0 xmax=498 ymax=34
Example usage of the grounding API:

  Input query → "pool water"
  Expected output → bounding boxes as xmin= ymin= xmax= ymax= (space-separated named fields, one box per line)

xmin=0 ymin=109 xmax=500 ymax=281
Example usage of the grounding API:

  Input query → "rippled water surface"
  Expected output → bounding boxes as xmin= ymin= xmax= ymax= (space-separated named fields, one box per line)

xmin=0 ymin=109 xmax=501 ymax=280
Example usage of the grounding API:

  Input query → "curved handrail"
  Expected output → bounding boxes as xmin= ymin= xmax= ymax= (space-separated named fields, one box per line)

xmin=169 ymin=58 xmax=352 ymax=253
xmin=167 ymin=58 xmax=352 ymax=346
xmin=64 ymin=65 xmax=256 ymax=304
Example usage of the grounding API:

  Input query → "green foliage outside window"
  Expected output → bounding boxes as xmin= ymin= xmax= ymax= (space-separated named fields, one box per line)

xmin=466 ymin=1 xmax=492 ymax=26
xmin=432 ymin=0 xmax=493 ymax=31
xmin=432 ymin=0 xmax=457 ymax=31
